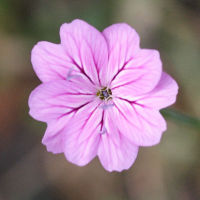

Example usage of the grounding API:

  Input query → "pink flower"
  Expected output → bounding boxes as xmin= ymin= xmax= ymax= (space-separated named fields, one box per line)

xmin=29 ymin=19 xmax=178 ymax=172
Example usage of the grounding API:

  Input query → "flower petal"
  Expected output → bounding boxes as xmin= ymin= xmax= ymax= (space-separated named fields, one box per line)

xmin=31 ymin=42 xmax=81 ymax=83
xmin=28 ymin=80 xmax=96 ymax=122
xmin=135 ymin=72 xmax=179 ymax=109
xmin=62 ymin=100 xmax=102 ymax=166
xmin=102 ymin=23 xmax=140 ymax=84
xmin=110 ymin=98 xmax=166 ymax=146
xmin=111 ymin=49 xmax=162 ymax=97
xmin=60 ymin=19 xmax=108 ymax=86
xmin=42 ymin=115 xmax=72 ymax=154
xmin=98 ymin=108 xmax=139 ymax=172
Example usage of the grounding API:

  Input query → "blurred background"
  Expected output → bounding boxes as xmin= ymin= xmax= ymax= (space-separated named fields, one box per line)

xmin=0 ymin=0 xmax=200 ymax=199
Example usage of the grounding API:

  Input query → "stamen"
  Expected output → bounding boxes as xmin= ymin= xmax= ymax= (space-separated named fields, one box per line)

xmin=99 ymin=103 xmax=114 ymax=110
xmin=66 ymin=67 xmax=74 ymax=80
xmin=66 ymin=67 xmax=82 ymax=81
xmin=99 ymin=127 xmax=107 ymax=134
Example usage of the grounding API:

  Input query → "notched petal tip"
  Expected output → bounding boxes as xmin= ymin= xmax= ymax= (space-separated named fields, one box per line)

xmin=59 ymin=19 xmax=89 ymax=32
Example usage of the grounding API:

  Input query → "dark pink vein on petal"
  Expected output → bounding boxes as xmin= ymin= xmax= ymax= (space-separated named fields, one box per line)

xmin=112 ymin=73 xmax=147 ymax=90
xmin=113 ymin=102 xmax=141 ymax=131
xmin=64 ymin=35 xmax=97 ymax=85
xmin=79 ymin=103 xmax=101 ymax=132
xmin=99 ymin=110 xmax=105 ymax=132
xmin=68 ymin=54 xmax=95 ymax=85
xmin=57 ymin=101 xmax=94 ymax=120
xmin=84 ymin=40 xmax=101 ymax=85
xmin=74 ymin=102 xmax=102 ymax=147
xmin=117 ymin=97 xmax=160 ymax=129
xmin=110 ymin=58 xmax=132 ymax=83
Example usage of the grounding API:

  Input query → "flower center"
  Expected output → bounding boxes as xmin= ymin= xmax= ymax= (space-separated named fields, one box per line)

xmin=102 ymin=90 xmax=109 ymax=98
xmin=96 ymin=87 xmax=112 ymax=101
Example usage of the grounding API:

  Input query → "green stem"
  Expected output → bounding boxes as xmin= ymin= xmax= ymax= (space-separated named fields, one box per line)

xmin=161 ymin=108 xmax=200 ymax=130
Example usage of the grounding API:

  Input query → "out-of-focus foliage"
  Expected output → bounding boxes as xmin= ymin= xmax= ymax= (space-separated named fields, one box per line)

xmin=0 ymin=0 xmax=200 ymax=200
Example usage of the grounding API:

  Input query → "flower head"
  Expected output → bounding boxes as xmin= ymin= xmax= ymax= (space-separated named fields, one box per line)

xmin=29 ymin=19 xmax=178 ymax=172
